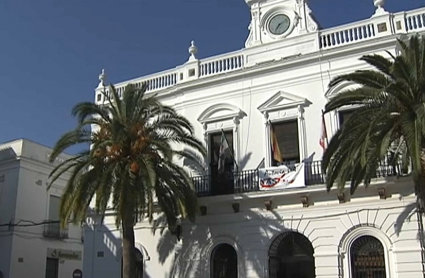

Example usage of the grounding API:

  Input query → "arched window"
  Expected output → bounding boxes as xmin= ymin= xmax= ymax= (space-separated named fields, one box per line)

xmin=268 ymin=231 xmax=315 ymax=278
xmin=211 ymin=243 xmax=237 ymax=278
xmin=121 ymin=248 xmax=144 ymax=278
xmin=350 ymin=236 xmax=386 ymax=278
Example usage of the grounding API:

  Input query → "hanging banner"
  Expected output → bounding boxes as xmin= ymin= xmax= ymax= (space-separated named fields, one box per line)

xmin=259 ymin=163 xmax=305 ymax=190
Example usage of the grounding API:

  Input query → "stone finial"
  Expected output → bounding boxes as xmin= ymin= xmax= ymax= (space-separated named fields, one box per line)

xmin=97 ymin=69 xmax=106 ymax=88
xmin=188 ymin=41 xmax=198 ymax=61
xmin=372 ymin=0 xmax=387 ymax=17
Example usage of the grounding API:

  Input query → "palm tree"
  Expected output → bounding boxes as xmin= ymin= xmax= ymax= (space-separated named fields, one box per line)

xmin=322 ymin=34 xmax=425 ymax=211
xmin=48 ymin=83 xmax=206 ymax=278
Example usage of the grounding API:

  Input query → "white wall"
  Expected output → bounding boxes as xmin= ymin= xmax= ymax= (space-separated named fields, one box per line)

xmin=156 ymin=46 xmax=397 ymax=173
xmin=0 ymin=151 xmax=20 ymax=278
xmin=0 ymin=139 xmax=83 ymax=278
xmin=87 ymin=181 xmax=423 ymax=278
xmin=84 ymin=41 xmax=424 ymax=277
xmin=85 ymin=6 xmax=425 ymax=278
xmin=83 ymin=215 xmax=123 ymax=278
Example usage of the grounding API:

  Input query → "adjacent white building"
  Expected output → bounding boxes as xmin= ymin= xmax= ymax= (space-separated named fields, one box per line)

xmin=84 ymin=1 xmax=425 ymax=277
xmin=0 ymin=139 xmax=83 ymax=278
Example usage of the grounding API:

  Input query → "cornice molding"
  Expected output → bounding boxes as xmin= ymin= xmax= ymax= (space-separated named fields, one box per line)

xmin=155 ymin=33 xmax=404 ymax=100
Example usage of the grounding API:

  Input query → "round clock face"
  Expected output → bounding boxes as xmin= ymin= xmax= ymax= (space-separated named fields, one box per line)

xmin=268 ymin=14 xmax=291 ymax=35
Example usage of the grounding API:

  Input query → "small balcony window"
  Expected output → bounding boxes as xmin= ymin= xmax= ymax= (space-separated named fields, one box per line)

xmin=44 ymin=195 xmax=68 ymax=239
xmin=209 ymin=130 xmax=235 ymax=195
xmin=43 ymin=222 xmax=69 ymax=239
xmin=338 ymin=109 xmax=355 ymax=127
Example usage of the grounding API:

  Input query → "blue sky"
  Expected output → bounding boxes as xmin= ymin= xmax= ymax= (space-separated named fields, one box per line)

xmin=0 ymin=0 xmax=422 ymax=153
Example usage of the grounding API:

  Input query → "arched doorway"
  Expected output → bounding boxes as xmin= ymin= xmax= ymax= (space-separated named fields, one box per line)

xmin=268 ymin=231 xmax=316 ymax=278
xmin=350 ymin=235 xmax=386 ymax=278
xmin=121 ymin=248 xmax=144 ymax=278
xmin=211 ymin=243 xmax=238 ymax=278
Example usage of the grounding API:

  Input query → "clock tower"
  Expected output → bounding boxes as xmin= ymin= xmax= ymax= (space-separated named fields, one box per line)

xmin=244 ymin=0 xmax=319 ymax=48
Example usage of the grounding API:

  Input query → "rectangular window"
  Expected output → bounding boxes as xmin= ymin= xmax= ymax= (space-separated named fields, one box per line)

xmin=209 ymin=130 xmax=234 ymax=168
xmin=209 ymin=130 xmax=234 ymax=195
xmin=49 ymin=195 xmax=60 ymax=221
xmin=271 ymin=120 xmax=300 ymax=166
xmin=47 ymin=195 xmax=61 ymax=236
xmin=45 ymin=258 xmax=59 ymax=278
xmin=338 ymin=109 xmax=355 ymax=127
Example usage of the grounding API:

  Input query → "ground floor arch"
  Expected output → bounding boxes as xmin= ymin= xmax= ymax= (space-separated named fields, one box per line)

xmin=268 ymin=231 xmax=316 ymax=278
xmin=350 ymin=235 xmax=386 ymax=278
xmin=211 ymin=243 xmax=238 ymax=278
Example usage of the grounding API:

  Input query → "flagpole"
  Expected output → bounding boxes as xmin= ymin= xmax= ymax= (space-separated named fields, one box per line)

xmin=321 ymin=109 xmax=329 ymax=146
xmin=221 ymin=129 xmax=239 ymax=172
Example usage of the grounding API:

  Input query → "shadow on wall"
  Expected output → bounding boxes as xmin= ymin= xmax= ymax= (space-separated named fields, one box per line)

xmin=0 ymin=147 xmax=17 ymax=161
xmin=0 ymin=147 xmax=18 ymax=231
xmin=152 ymin=208 xmax=292 ymax=278
xmin=84 ymin=209 xmax=152 ymax=278
xmin=153 ymin=152 xmax=424 ymax=278
xmin=152 ymin=150 xmax=281 ymax=277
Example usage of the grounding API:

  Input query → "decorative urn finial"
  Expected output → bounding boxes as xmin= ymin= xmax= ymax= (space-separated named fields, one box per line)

xmin=374 ymin=0 xmax=385 ymax=9
xmin=97 ymin=69 xmax=106 ymax=88
xmin=188 ymin=41 xmax=198 ymax=61
xmin=372 ymin=0 xmax=387 ymax=16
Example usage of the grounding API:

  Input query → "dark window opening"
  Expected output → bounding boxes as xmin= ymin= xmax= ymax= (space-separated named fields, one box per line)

xmin=211 ymin=244 xmax=237 ymax=278
xmin=338 ymin=109 xmax=355 ymax=127
xmin=271 ymin=120 xmax=300 ymax=167
xmin=45 ymin=258 xmax=59 ymax=278
xmin=350 ymin=236 xmax=386 ymax=278
xmin=268 ymin=231 xmax=315 ymax=278
xmin=209 ymin=131 xmax=234 ymax=195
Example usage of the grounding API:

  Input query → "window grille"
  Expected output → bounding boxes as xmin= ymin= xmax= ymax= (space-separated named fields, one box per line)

xmin=211 ymin=244 xmax=237 ymax=278
xmin=350 ymin=236 xmax=386 ymax=278
xmin=268 ymin=231 xmax=315 ymax=278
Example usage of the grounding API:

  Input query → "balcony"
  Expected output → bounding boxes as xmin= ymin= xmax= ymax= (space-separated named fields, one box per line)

xmin=192 ymin=159 xmax=406 ymax=197
xmin=43 ymin=221 xmax=69 ymax=239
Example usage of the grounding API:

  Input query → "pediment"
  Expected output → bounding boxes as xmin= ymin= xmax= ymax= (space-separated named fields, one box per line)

xmin=197 ymin=103 xmax=246 ymax=124
xmin=257 ymin=91 xmax=309 ymax=113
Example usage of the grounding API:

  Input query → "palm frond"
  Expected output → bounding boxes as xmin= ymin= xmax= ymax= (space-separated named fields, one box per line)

xmin=323 ymin=34 xmax=425 ymax=202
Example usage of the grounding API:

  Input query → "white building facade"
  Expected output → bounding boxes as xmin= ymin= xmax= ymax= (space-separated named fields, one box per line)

xmin=0 ymin=139 xmax=83 ymax=278
xmin=84 ymin=1 xmax=425 ymax=277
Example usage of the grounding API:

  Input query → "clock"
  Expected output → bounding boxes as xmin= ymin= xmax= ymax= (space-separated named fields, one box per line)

xmin=268 ymin=14 xmax=291 ymax=36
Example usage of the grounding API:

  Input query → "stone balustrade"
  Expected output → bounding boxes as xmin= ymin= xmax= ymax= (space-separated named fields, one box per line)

xmin=199 ymin=52 xmax=244 ymax=77
xmin=405 ymin=9 xmax=425 ymax=32
xmin=95 ymin=7 xmax=425 ymax=103
xmin=319 ymin=20 xmax=376 ymax=49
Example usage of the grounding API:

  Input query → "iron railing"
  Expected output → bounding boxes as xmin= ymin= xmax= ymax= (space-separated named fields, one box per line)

xmin=43 ymin=221 xmax=69 ymax=239
xmin=192 ymin=158 xmax=406 ymax=197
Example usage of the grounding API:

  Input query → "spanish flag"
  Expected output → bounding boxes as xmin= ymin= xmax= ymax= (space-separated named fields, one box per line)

xmin=270 ymin=125 xmax=283 ymax=163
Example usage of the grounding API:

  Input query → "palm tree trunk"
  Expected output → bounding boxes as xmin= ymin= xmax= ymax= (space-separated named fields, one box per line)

xmin=121 ymin=213 xmax=136 ymax=278
xmin=416 ymin=153 xmax=425 ymax=213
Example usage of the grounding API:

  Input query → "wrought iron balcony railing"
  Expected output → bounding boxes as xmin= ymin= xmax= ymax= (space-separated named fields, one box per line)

xmin=43 ymin=221 xmax=69 ymax=239
xmin=192 ymin=158 xmax=407 ymax=197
